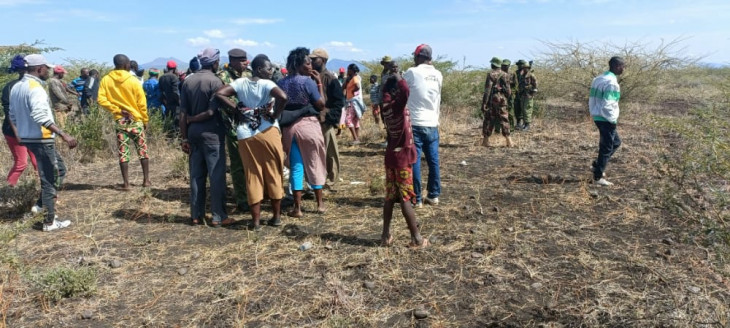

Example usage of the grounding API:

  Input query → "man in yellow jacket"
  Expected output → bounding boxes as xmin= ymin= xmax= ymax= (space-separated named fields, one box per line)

xmin=98 ymin=54 xmax=151 ymax=190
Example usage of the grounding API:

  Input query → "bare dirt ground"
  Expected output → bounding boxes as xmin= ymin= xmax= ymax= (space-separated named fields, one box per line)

xmin=0 ymin=105 xmax=728 ymax=327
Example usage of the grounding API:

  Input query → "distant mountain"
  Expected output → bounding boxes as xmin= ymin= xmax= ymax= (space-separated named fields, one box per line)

xmin=139 ymin=57 xmax=186 ymax=70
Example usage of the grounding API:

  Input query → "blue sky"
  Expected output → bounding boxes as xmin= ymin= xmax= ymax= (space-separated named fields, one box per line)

xmin=3 ymin=0 xmax=728 ymax=68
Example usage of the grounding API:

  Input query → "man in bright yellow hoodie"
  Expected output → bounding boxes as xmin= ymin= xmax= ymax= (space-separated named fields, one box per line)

xmin=98 ymin=54 xmax=151 ymax=190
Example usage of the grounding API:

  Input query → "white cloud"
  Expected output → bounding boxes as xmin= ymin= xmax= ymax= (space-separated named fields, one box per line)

xmin=231 ymin=18 xmax=283 ymax=25
xmin=326 ymin=41 xmax=364 ymax=53
xmin=186 ymin=37 xmax=210 ymax=47
xmin=226 ymin=39 xmax=258 ymax=47
xmin=203 ymin=29 xmax=225 ymax=39
xmin=262 ymin=42 xmax=274 ymax=47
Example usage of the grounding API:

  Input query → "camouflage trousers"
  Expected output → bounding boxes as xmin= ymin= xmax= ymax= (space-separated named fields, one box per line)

xmin=483 ymin=105 xmax=510 ymax=137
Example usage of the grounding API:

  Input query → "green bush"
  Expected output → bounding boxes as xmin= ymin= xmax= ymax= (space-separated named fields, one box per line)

xmin=64 ymin=105 xmax=114 ymax=161
xmin=32 ymin=266 xmax=97 ymax=302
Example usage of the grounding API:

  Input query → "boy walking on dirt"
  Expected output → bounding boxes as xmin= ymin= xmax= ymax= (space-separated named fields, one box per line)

xmin=380 ymin=73 xmax=429 ymax=248
xmin=589 ymin=56 xmax=625 ymax=186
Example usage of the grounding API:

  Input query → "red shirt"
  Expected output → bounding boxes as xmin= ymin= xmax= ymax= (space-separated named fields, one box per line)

xmin=382 ymin=79 xmax=417 ymax=168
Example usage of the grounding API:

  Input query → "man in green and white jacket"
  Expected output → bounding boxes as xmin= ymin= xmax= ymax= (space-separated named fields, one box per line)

xmin=588 ymin=56 xmax=625 ymax=186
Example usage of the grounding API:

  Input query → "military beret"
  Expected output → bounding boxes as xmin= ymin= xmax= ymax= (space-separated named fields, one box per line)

xmin=490 ymin=57 xmax=502 ymax=67
xmin=227 ymin=48 xmax=247 ymax=59
xmin=502 ymin=59 xmax=511 ymax=66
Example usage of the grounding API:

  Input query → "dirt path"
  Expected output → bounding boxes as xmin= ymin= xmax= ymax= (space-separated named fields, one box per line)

xmin=1 ymin=108 xmax=728 ymax=327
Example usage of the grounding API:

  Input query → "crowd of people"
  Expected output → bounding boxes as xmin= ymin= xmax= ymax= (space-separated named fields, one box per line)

xmin=2 ymin=45 xmax=625 ymax=248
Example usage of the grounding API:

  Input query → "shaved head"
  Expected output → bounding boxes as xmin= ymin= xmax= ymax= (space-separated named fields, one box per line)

xmin=113 ymin=54 xmax=130 ymax=70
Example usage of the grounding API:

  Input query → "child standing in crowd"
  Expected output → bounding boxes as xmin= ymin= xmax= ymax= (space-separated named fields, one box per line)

xmin=380 ymin=73 xmax=429 ymax=248
xmin=368 ymin=74 xmax=381 ymax=126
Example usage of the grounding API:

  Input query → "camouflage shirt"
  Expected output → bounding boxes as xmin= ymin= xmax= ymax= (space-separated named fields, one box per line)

xmin=482 ymin=69 xmax=511 ymax=110
xmin=217 ymin=67 xmax=252 ymax=136
xmin=518 ymin=71 xmax=538 ymax=98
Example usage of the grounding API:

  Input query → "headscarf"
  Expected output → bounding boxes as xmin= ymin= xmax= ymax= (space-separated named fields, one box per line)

xmin=197 ymin=48 xmax=220 ymax=67
xmin=9 ymin=54 xmax=25 ymax=73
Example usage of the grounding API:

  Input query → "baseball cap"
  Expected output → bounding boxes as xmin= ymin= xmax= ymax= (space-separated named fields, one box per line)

xmin=53 ymin=65 xmax=67 ymax=74
xmin=339 ymin=67 xmax=345 ymax=73
xmin=309 ymin=48 xmax=329 ymax=60
xmin=149 ymin=68 xmax=160 ymax=76
xmin=166 ymin=60 xmax=177 ymax=69
xmin=413 ymin=44 xmax=432 ymax=59
xmin=281 ymin=67 xmax=288 ymax=74
xmin=24 ymin=54 xmax=54 ymax=68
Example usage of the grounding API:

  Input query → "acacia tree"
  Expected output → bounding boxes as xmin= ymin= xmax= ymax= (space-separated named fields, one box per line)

xmin=535 ymin=37 xmax=699 ymax=104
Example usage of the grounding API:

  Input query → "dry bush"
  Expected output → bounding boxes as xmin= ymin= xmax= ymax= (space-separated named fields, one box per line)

xmin=535 ymin=37 xmax=699 ymax=104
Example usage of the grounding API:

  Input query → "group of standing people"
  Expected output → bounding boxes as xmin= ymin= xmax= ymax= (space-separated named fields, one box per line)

xmin=2 ymin=45 xmax=622 ymax=246
xmin=480 ymin=57 xmax=538 ymax=147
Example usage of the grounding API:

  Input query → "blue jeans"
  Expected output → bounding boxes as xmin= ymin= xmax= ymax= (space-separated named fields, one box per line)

xmin=26 ymin=143 xmax=66 ymax=224
xmin=412 ymin=126 xmax=441 ymax=203
xmin=189 ymin=140 xmax=228 ymax=222
xmin=593 ymin=121 xmax=621 ymax=180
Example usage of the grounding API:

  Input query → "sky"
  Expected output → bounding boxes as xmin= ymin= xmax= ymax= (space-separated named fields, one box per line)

xmin=2 ymin=0 xmax=729 ymax=68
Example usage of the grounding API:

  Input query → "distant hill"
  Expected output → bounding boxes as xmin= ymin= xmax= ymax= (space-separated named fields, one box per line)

xmin=139 ymin=57 xmax=185 ymax=70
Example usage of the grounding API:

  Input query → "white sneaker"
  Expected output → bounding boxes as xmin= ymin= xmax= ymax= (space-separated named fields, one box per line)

xmin=415 ymin=201 xmax=423 ymax=208
xmin=595 ymin=178 xmax=614 ymax=186
xmin=424 ymin=197 xmax=439 ymax=205
xmin=43 ymin=219 xmax=71 ymax=232
xmin=31 ymin=205 xmax=41 ymax=214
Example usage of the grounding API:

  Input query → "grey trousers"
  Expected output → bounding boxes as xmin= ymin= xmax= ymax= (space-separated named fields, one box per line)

xmin=189 ymin=140 xmax=228 ymax=222
xmin=26 ymin=143 xmax=66 ymax=223
xmin=321 ymin=123 xmax=340 ymax=186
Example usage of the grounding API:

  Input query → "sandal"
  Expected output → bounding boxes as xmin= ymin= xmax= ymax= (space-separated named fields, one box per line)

xmin=267 ymin=217 xmax=282 ymax=227
xmin=247 ymin=222 xmax=262 ymax=231
xmin=190 ymin=218 xmax=201 ymax=226
xmin=220 ymin=218 xmax=237 ymax=226
xmin=381 ymin=235 xmax=394 ymax=247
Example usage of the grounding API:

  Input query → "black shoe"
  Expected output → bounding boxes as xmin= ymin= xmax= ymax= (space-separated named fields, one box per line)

xmin=267 ymin=217 xmax=282 ymax=227
xmin=522 ymin=124 xmax=530 ymax=131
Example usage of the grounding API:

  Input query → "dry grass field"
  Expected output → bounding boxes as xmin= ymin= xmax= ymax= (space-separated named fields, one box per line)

xmin=0 ymin=95 xmax=728 ymax=327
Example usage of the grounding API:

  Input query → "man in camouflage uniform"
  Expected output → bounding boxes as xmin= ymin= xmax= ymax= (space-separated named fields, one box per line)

xmin=481 ymin=57 xmax=514 ymax=148
xmin=517 ymin=62 xmax=538 ymax=131
xmin=217 ymin=48 xmax=252 ymax=211
xmin=495 ymin=59 xmax=514 ymax=133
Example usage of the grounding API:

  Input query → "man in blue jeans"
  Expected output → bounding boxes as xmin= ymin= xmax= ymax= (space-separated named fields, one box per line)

xmin=403 ymin=44 xmax=443 ymax=207
xmin=589 ymin=56 xmax=625 ymax=186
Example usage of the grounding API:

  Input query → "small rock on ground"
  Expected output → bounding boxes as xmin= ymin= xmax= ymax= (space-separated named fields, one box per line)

xmin=177 ymin=268 xmax=188 ymax=276
xmin=81 ymin=310 xmax=93 ymax=320
xmin=687 ymin=286 xmax=701 ymax=294
xmin=109 ymin=260 xmax=122 ymax=268
xmin=471 ymin=252 xmax=484 ymax=258
xmin=413 ymin=308 xmax=429 ymax=320
xmin=531 ymin=282 xmax=543 ymax=290
xmin=363 ymin=281 xmax=375 ymax=290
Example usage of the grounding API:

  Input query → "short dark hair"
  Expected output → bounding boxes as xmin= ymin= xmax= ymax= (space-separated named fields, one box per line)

xmin=609 ymin=56 xmax=625 ymax=68
xmin=130 ymin=60 xmax=139 ymax=70
xmin=285 ymin=47 xmax=310 ymax=74
xmin=89 ymin=69 xmax=99 ymax=76
xmin=251 ymin=54 xmax=270 ymax=73
xmin=113 ymin=54 xmax=130 ymax=69
xmin=347 ymin=63 xmax=360 ymax=73
xmin=370 ymin=74 xmax=377 ymax=80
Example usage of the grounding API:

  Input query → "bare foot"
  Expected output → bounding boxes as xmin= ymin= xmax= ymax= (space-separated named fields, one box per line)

xmin=142 ymin=180 xmax=152 ymax=187
xmin=408 ymin=238 xmax=430 ymax=249
xmin=287 ymin=210 xmax=303 ymax=218
xmin=316 ymin=205 xmax=327 ymax=214
xmin=115 ymin=184 xmax=131 ymax=192
xmin=381 ymin=235 xmax=394 ymax=247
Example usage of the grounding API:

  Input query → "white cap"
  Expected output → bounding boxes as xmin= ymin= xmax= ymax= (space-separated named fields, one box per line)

xmin=24 ymin=54 xmax=54 ymax=68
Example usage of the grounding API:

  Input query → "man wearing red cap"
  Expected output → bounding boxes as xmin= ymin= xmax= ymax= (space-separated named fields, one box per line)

xmin=159 ymin=60 xmax=181 ymax=132
xmin=48 ymin=65 xmax=78 ymax=127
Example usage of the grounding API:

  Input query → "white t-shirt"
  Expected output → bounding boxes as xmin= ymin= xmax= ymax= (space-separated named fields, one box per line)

xmin=230 ymin=77 xmax=279 ymax=140
xmin=404 ymin=64 xmax=442 ymax=127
